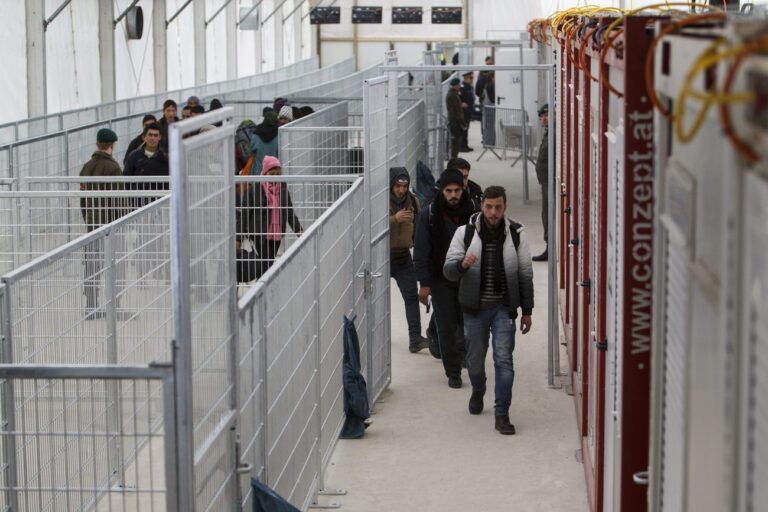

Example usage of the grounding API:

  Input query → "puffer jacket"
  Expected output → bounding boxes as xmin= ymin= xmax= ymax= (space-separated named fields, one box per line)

xmin=443 ymin=213 xmax=534 ymax=318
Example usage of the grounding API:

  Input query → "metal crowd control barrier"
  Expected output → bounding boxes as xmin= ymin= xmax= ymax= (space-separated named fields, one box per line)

xmin=0 ymin=58 xmax=319 ymax=145
xmin=0 ymin=60 xmax=356 ymax=189
xmin=477 ymin=105 xmax=538 ymax=167
xmin=0 ymin=57 xmax=400 ymax=510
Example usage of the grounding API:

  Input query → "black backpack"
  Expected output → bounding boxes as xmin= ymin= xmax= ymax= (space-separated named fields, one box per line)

xmin=235 ymin=120 xmax=258 ymax=168
xmin=463 ymin=220 xmax=521 ymax=252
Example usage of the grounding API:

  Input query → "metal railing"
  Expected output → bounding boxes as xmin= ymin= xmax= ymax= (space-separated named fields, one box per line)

xmin=0 ymin=60 xmax=356 ymax=190
xmin=0 ymin=58 xmax=319 ymax=145
xmin=477 ymin=105 xmax=538 ymax=165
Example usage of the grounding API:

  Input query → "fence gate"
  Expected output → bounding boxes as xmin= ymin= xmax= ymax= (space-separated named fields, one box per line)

xmin=168 ymin=109 xmax=239 ymax=510
xmin=363 ymin=76 xmax=394 ymax=405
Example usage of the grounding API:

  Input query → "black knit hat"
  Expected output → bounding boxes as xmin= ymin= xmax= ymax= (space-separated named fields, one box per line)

xmin=439 ymin=168 xmax=464 ymax=189
xmin=96 ymin=128 xmax=118 ymax=143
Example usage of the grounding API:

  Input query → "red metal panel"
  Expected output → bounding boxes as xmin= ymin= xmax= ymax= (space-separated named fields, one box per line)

xmin=605 ymin=17 xmax=654 ymax=512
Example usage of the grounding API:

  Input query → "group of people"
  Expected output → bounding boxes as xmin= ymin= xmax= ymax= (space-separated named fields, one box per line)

xmin=79 ymin=94 xmax=313 ymax=316
xmin=446 ymin=56 xmax=496 ymax=158
xmin=389 ymin=156 xmax=536 ymax=435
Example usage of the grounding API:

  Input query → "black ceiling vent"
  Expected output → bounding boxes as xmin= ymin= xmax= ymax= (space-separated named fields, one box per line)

xmin=310 ymin=6 xmax=341 ymax=24
xmin=125 ymin=6 xmax=144 ymax=39
xmin=352 ymin=6 xmax=382 ymax=24
xmin=392 ymin=7 xmax=423 ymax=24
xmin=432 ymin=6 xmax=462 ymax=24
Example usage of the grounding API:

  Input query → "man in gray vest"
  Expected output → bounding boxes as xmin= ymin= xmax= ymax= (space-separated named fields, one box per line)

xmin=443 ymin=186 xmax=534 ymax=435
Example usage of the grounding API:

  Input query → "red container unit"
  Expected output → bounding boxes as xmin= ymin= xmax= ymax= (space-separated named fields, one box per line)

xmin=554 ymin=16 xmax=657 ymax=512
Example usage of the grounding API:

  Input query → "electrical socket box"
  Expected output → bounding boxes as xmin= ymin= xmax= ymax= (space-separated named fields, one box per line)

xmin=431 ymin=7 xmax=462 ymax=24
xmin=352 ymin=6 xmax=382 ymax=24
xmin=310 ymin=6 xmax=341 ymax=24
xmin=392 ymin=7 xmax=422 ymax=24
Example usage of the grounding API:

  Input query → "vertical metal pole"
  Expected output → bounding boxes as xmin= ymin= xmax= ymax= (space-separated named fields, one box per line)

xmin=168 ymin=123 xmax=195 ymax=511
xmin=0 ymin=286 xmax=19 ymax=511
xmin=548 ymin=63 xmax=560 ymax=386
xmin=259 ymin=297 xmax=269 ymax=485
xmin=520 ymin=44 xmax=530 ymax=202
xmin=103 ymin=232 xmax=124 ymax=485
xmin=313 ymin=234 xmax=324 ymax=488
xmin=64 ymin=132 xmax=72 ymax=240
xmin=163 ymin=369 xmax=180 ymax=511
xmin=362 ymin=80 xmax=374 ymax=404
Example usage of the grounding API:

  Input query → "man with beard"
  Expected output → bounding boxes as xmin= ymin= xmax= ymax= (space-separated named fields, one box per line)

xmin=389 ymin=167 xmax=429 ymax=353
xmin=414 ymin=169 xmax=476 ymax=388
xmin=443 ymin=186 xmax=534 ymax=435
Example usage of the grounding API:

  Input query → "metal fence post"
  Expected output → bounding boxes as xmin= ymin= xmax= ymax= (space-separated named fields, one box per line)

xmin=520 ymin=54 xmax=530 ymax=203
xmin=362 ymin=79 xmax=375 ymax=405
xmin=547 ymin=63 xmax=561 ymax=385
xmin=313 ymin=232 xmax=324 ymax=490
xmin=103 ymin=231 xmax=124 ymax=485
xmin=163 ymin=367 xmax=180 ymax=511
xmin=0 ymin=285 xmax=19 ymax=511
xmin=260 ymin=297 xmax=269 ymax=486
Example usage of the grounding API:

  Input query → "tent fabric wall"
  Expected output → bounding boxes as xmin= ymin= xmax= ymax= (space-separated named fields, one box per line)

xmin=1 ymin=2 xmax=27 ymax=124
xmin=206 ymin=0 xmax=229 ymax=84
xmin=45 ymin=0 xmax=101 ymax=115
xmin=166 ymin=0 xmax=197 ymax=91
xmin=115 ymin=0 xmax=156 ymax=102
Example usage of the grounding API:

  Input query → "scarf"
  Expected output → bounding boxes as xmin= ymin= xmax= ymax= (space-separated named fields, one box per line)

xmin=261 ymin=170 xmax=282 ymax=241
xmin=429 ymin=191 xmax=475 ymax=275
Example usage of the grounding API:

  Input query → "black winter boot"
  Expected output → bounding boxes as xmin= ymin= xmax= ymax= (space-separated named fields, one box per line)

xmin=468 ymin=389 xmax=484 ymax=415
xmin=494 ymin=415 xmax=516 ymax=435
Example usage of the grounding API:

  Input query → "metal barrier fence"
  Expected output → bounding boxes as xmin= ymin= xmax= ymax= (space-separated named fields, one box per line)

xmin=477 ymin=105 xmax=538 ymax=166
xmin=0 ymin=65 xmax=399 ymax=510
xmin=397 ymin=100 xmax=428 ymax=185
xmin=0 ymin=60 xmax=356 ymax=189
xmin=0 ymin=58 xmax=319 ymax=145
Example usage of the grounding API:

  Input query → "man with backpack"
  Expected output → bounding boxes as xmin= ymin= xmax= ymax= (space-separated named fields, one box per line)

xmin=414 ymin=169 xmax=476 ymax=388
xmin=443 ymin=186 xmax=534 ymax=435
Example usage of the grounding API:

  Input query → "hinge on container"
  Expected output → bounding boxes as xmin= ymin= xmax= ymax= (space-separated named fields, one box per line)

xmin=564 ymin=206 xmax=572 ymax=214
xmin=595 ymin=339 xmax=608 ymax=351
xmin=569 ymin=238 xmax=580 ymax=247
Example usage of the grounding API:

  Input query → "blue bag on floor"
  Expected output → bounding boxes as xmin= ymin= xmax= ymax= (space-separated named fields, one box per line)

xmin=251 ymin=478 xmax=300 ymax=512
xmin=340 ymin=314 xmax=370 ymax=439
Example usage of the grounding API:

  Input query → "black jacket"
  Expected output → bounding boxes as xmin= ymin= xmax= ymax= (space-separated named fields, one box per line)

xmin=123 ymin=147 xmax=170 ymax=207
xmin=460 ymin=82 xmax=476 ymax=121
xmin=413 ymin=192 xmax=475 ymax=287
xmin=236 ymin=182 xmax=303 ymax=242
xmin=536 ymin=128 xmax=549 ymax=185
xmin=123 ymin=133 xmax=145 ymax=167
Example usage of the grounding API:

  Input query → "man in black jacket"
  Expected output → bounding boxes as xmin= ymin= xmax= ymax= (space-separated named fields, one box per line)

xmin=123 ymin=114 xmax=157 ymax=167
xmin=414 ymin=169 xmax=476 ymax=388
xmin=446 ymin=78 xmax=464 ymax=159
xmin=124 ymin=123 xmax=169 ymax=204
xmin=459 ymin=71 xmax=476 ymax=152
xmin=533 ymin=104 xmax=550 ymax=262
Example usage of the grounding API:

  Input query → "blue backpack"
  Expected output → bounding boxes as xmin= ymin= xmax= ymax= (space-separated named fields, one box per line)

xmin=415 ymin=160 xmax=436 ymax=206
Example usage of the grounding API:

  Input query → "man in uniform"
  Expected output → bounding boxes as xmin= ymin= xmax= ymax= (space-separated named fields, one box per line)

xmin=446 ymin=78 xmax=464 ymax=159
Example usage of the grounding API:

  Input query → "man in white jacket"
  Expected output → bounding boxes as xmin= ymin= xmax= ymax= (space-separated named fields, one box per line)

xmin=443 ymin=186 xmax=534 ymax=435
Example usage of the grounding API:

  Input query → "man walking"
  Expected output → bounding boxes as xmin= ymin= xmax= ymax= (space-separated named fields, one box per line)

xmin=533 ymin=104 xmax=550 ymax=262
xmin=389 ymin=167 xmax=429 ymax=353
xmin=414 ymin=169 xmax=476 ymax=388
xmin=446 ymin=78 xmax=464 ymax=159
xmin=459 ymin=71 xmax=476 ymax=152
xmin=443 ymin=186 xmax=534 ymax=435
xmin=80 ymin=128 xmax=124 ymax=319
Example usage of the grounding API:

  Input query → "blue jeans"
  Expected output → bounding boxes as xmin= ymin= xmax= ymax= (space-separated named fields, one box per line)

xmin=464 ymin=305 xmax=516 ymax=416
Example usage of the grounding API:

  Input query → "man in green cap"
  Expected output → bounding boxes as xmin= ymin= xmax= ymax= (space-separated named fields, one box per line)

xmin=533 ymin=104 xmax=550 ymax=262
xmin=79 ymin=128 xmax=125 ymax=319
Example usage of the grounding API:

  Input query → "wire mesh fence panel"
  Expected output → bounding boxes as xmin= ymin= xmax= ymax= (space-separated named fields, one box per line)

xmin=478 ymin=105 xmax=538 ymax=165
xmin=397 ymin=100 xmax=427 ymax=184
xmin=364 ymin=76 xmax=392 ymax=405
xmin=1 ymin=197 xmax=173 ymax=368
xmin=0 ymin=58 xmax=319 ymax=145
xmin=0 ymin=366 xmax=176 ymax=512
xmin=169 ymin=113 xmax=238 ymax=511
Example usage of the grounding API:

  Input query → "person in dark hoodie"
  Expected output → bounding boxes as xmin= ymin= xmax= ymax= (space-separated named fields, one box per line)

xmin=249 ymin=111 xmax=280 ymax=177
xmin=389 ymin=167 xmax=430 ymax=353
xmin=157 ymin=99 xmax=178 ymax=151
xmin=123 ymin=114 xmax=157 ymax=167
xmin=414 ymin=168 xmax=476 ymax=388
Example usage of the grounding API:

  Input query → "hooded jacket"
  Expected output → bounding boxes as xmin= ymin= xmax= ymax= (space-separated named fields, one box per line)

xmin=443 ymin=212 xmax=534 ymax=318
xmin=389 ymin=167 xmax=420 ymax=256
xmin=249 ymin=112 xmax=280 ymax=176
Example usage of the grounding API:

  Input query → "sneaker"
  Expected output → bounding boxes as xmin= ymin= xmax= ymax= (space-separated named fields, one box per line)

xmin=532 ymin=248 xmax=548 ymax=262
xmin=468 ymin=389 xmax=485 ymax=415
xmin=448 ymin=376 xmax=463 ymax=389
xmin=409 ymin=336 xmax=430 ymax=353
xmin=494 ymin=415 xmax=516 ymax=435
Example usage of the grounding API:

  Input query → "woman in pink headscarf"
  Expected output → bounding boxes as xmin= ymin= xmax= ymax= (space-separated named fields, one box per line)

xmin=236 ymin=155 xmax=303 ymax=280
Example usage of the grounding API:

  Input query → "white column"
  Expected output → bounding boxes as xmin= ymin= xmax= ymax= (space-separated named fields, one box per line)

xmin=154 ymin=0 xmax=168 ymax=93
xmin=99 ymin=0 xmax=116 ymax=103
xmin=26 ymin=0 xmax=46 ymax=116
xmin=194 ymin=0 xmax=207 ymax=84
xmin=226 ymin=0 xmax=238 ymax=79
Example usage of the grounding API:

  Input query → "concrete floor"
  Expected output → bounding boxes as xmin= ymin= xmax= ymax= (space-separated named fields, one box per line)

xmin=321 ymin=126 xmax=589 ymax=511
